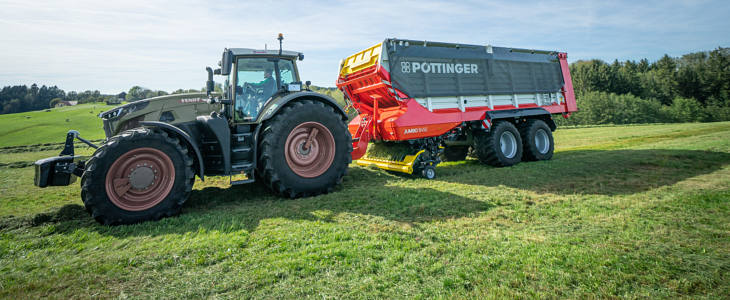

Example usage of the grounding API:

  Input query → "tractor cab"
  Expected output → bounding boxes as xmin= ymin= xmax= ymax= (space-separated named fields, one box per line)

xmin=225 ymin=49 xmax=303 ymax=121
xmin=212 ymin=35 xmax=306 ymax=123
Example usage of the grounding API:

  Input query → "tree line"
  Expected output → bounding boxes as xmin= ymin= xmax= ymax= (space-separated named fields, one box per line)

xmin=3 ymin=47 xmax=729 ymax=125
xmin=0 ymin=84 xmax=207 ymax=114
xmin=557 ymin=47 xmax=729 ymax=125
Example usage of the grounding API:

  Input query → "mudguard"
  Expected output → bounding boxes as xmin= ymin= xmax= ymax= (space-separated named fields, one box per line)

xmin=486 ymin=107 xmax=556 ymax=131
xmin=196 ymin=115 xmax=231 ymax=175
xmin=139 ymin=121 xmax=206 ymax=180
xmin=257 ymin=91 xmax=347 ymax=123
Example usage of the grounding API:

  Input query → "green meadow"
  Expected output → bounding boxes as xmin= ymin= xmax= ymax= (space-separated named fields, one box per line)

xmin=0 ymin=113 xmax=728 ymax=298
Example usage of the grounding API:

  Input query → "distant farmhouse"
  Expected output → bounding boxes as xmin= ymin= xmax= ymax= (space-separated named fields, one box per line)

xmin=55 ymin=100 xmax=78 ymax=107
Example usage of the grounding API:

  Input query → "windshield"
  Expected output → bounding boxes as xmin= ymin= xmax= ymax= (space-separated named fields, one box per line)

xmin=234 ymin=58 xmax=296 ymax=121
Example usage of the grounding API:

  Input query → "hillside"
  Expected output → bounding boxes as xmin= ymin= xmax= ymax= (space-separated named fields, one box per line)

xmin=0 ymin=103 xmax=115 ymax=147
xmin=1 ymin=121 xmax=728 ymax=298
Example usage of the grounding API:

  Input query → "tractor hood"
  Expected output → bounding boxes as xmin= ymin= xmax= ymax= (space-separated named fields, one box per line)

xmin=100 ymin=92 xmax=221 ymax=137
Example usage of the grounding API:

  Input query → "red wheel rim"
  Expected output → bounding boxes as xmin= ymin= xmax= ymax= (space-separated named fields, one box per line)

xmin=105 ymin=147 xmax=175 ymax=211
xmin=284 ymin=122 xmax=336 ymax=178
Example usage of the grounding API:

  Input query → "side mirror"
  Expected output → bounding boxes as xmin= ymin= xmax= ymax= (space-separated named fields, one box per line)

xmin=220 ymin=50 xmax=233 ymax=75
xmin=305 ymin=80 xmax=311 ymax=87
xmin=298 ymin=53 xmax=304 ymax=61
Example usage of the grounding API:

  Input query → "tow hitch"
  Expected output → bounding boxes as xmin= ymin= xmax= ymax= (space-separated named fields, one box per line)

xmin=34 ymin=130 xmax=99 ymax=187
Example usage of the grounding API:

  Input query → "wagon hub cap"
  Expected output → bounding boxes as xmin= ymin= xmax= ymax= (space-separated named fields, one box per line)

xmin=285 ymin=122 xmax=335 ymax=178
xmin=535 ymin=129 xmax=550 ymax=154
xmin=499 ymin=131 xmax=518 ymax=159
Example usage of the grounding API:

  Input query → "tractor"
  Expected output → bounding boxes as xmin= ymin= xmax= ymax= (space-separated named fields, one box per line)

xmin=34 ymin=35 xmax=352 ymax=225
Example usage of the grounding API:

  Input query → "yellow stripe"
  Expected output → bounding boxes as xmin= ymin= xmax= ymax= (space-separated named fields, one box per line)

xmin=340 ymin=43 xmax=383 ymax=76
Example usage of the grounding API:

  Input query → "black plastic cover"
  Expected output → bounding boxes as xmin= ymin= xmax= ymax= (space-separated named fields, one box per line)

xmin=385 ymin=39 xmax=564 ymax=98
xmin=34 ymin=156 xmax=77 ymax=187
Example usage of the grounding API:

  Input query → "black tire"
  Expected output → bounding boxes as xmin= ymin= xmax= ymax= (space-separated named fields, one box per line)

xmin=422 ymin=166 xmax=436 ymax=179
xmin=258 ymin=100 xmax=351 ymax=198
xmin=520 ymin=119 xmax=554 ymax=161
xmin=439 ymin=146 xmax=469 ymax=162
xmin=80 ymin=128 xmax=194 ymax=225
xmin=473 ymin=121 xmax=523 ymax=167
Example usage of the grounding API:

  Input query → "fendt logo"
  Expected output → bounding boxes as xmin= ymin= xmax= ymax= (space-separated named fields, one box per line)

xmin=400 ymin=61 xmax=478 ymax=74
xmin=403 ymin=127 xmax=427 ymax=135
xmin=179 ymin=98 xmax=205 ymax=103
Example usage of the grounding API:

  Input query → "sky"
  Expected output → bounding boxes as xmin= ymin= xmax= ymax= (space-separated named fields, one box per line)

xmin=1 ymin=0 xmax=728 ymax=94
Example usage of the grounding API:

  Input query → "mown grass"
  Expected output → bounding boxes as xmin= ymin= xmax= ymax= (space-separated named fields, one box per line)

xmin=0 ymin=122 xmax=729 ymax=298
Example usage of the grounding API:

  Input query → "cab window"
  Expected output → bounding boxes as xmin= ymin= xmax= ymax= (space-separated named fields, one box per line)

xmin=233 ymin=58 xmax=297 ymax=122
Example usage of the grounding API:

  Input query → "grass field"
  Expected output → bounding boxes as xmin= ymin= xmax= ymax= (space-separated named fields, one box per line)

xmin=0 ymin=103 xmax=117 ymax=147
xmin=1 ymin=120 xmax=729 ymax=298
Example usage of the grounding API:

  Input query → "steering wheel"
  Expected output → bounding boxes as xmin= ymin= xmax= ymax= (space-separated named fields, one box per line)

xmin=244 ymin=83 xmax=257 ymax=94
xmin=236 ymin=83 xmax=265 ymax=119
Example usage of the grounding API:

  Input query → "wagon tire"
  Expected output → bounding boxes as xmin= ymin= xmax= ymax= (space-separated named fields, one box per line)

xmin=520 ymin=119 xmax=554 ymax=161
xmin=473 ymin=121 xmax=523 ymax=167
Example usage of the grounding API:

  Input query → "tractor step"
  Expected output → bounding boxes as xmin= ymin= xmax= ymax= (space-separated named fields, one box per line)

xmin=230 ymin=170 xmax=254 ymax=185
xmin=230 ymin=178 xmax=255 ymax=185
xmin=232 ymin=146 xmax=251 ymax=153
xmin=231 ymin=162 xmax=253 ymax=171
xmin=231 ymin=146 xmax=253 ymax=162
xmin=232 ymin=133 xmax=252 ymax=143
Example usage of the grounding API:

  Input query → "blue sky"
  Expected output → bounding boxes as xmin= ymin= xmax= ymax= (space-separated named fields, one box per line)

xmin=1 ymin=0 xmax=728 ymax=94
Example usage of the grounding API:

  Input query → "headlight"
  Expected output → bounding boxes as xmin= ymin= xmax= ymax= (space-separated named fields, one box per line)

xmin=99 ymin=107 xmax=124 ymax=119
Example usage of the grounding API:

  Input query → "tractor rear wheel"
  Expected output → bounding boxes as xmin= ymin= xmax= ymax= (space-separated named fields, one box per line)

xmin=520 ymin=119 xmax=554 ymax=161
xmin=258 ymin=100 xmax=351 ymax=198
xmin=81 ymin=128 xmax=194 ymax=225
xmin=473 ymin=121 xmax=523 ymax=167
xmin=439 ymin=146 xmax=469 ymax=162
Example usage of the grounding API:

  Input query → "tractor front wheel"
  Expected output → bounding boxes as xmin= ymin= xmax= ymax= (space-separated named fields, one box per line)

xmin=81 ymin=128 xmax=194 ymax=225
xmin=258 ymin=100 xmax=351 ymax=198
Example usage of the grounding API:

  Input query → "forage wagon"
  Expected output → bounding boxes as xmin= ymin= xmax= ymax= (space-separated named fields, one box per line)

xmin=337 ymin=38 xmax=577 ymax=178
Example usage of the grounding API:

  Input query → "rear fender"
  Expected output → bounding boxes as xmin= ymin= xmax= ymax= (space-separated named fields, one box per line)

xmin=483 ymin=108 xmax=556 ymax=131
xmin=139 ymin=121 xmax=205 ymax=180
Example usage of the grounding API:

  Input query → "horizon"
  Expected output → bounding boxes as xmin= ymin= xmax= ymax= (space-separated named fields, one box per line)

xmin=1 ymin=0 xmax=729 ymax=94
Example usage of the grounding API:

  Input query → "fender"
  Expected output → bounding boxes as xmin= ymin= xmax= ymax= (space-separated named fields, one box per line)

xmin=485 ymin=107 xmax=556 ymax=131
xmin=257 ymin=91 xmax=347 ymax=123
xmin=139 ymin=121 xmax=206 ymax=181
